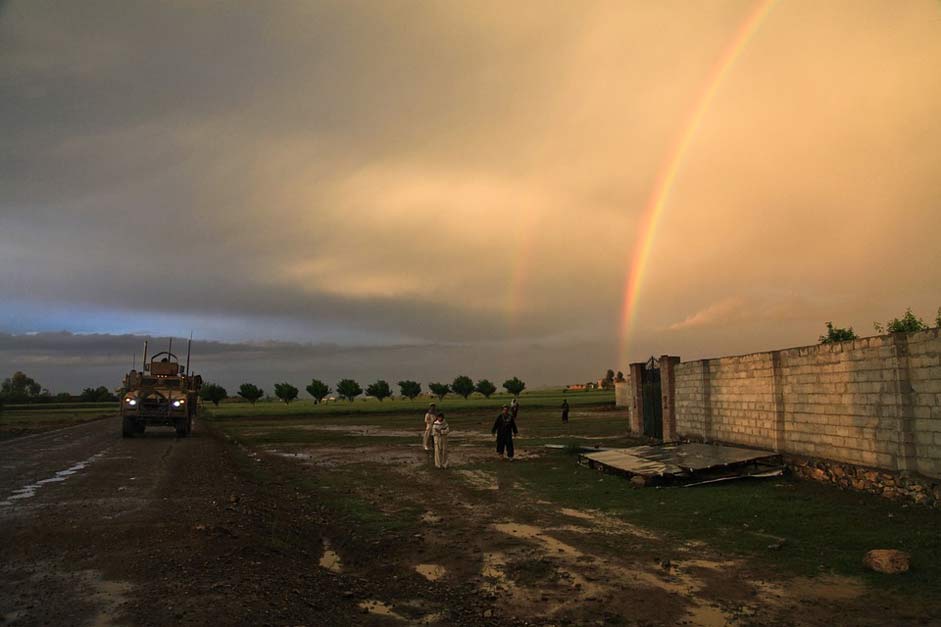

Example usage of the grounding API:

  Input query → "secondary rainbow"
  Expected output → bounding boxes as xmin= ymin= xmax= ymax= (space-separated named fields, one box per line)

xmin=618 ymin=0 xmax=777 ymax=366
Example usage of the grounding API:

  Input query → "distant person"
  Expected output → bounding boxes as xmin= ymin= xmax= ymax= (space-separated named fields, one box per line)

xmin=510 ymin=397 xmax=520 ymax=419
xmin=491 ymin=405 xmax=519 ymax=461
xmin=423 ymin=403 xmax=437 ymax=451
xmin=432 ymin=412 xmax=451 ymax=469
xmin=561 ymin=399 xmax=569 ymax=423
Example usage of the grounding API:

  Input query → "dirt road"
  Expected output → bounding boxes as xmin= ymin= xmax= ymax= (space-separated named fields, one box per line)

xmin=0 ymin=417 xmax=351 ymax=626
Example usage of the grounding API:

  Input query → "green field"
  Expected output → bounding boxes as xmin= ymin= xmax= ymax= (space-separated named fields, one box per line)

xmin=205 ymin=387 xmax=615 ymax=419
xmin=0 ymin=403 xmax=117 ymax=439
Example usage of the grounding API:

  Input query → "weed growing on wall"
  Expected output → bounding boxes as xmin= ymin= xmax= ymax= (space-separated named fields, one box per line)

xmin=819 ymin=321 xmax=857 ymax=344
xmin=874 ymin=307 xmax=931 ymax=334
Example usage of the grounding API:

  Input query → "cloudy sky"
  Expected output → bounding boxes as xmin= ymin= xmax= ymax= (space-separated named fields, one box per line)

xmin=2 ymin=0 xmax=940 ymax=393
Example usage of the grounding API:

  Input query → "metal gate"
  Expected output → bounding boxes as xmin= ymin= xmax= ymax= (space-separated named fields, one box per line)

xmin=642 ymin=359 xmax=663 ymax=439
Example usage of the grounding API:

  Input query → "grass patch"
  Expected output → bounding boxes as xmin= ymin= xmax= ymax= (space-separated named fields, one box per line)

xmin=506 ymin=454 xmax=941 ymax=594
xmin=0 ymin=405 xmax=114 ymax=439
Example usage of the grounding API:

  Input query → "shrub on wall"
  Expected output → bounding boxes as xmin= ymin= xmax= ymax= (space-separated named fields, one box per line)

xmin=819 ymin=321 xmax=857 ymax=344
xmin=874 ymin=308 xmax=930 ymax=334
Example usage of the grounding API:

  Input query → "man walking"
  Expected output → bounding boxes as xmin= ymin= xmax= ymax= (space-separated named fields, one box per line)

xmin=561 ymin=399 xmax=569 ymax=423
xmin=423 ymin=403 xmax=437 ymax=451
xmin=432 ymin=412 xmax=450 ymax=468
xmin=491 ymin=405 xmax=519 ymax=461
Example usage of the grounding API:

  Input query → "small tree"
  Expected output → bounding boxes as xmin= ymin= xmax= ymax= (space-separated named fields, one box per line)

xmin=874 ymin=308 xmax=929 ymax=334
xmin=474 ymin=379 xmax=497 ymax=398
xmin=615 ymin=371 xmax=625 ymax=382
xmin=306 ymin=379 xmax=331 ymax=404
xmin=936 ymin=307 xmax=941 ymax=328
xmin=80 ymin=386 xmax=116 ymax=402
xmin=451 ymin=375 xmax=475 ymax=399
xmin=398 ymin=380 xmax=422 ymax=400
xmin=1 ymin=371 xmax=43 ymax=403
xmin=502 ymin=377 xmax=526 ymax=397
xmin=274 ymin=382 xmax=299 ymax=404
xmin=428 ymin=382 xmax=450 ymax=400
xmin=366 ymin=380 xmax=392 ymax=402
xmin=819 ymin=321 xmax=857 ymax=344
xmin=336 ymin=379 xmax=363 ymax=402
xmin=200 ymin=383 xmax=228 ymax=406
xmin=238 ymin=383 xmax=265 ymax=405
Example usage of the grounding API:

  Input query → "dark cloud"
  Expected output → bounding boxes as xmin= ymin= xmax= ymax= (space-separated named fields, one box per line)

xmin=0 ymin=331 xmax=621 ymax=394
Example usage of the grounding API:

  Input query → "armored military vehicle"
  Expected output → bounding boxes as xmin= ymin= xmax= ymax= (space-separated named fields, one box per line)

xmin=121 ymin=339 xmax=202 ymax=438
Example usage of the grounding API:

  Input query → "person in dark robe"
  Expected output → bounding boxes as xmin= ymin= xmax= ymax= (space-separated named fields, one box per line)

xmin=561 ymin=399 xmax=569 ymax=423
xmin=491 ymin=405 xmax=519 ymax=461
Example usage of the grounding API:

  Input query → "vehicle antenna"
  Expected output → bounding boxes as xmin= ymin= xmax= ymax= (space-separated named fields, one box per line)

xmin=185 ymin=332 xmax=193 ymax=376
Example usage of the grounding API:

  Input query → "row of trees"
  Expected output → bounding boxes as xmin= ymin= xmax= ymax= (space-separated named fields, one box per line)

xmin=819 ymin=307 xmax=941 ymax=344
xmin=199 ymin=376 xmax=528 ymax=406
xmin=0 ymin=371 xmax=118 ymax=406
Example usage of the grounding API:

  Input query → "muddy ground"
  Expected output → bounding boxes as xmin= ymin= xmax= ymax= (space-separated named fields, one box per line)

xmin=1 ymin=413 xmax=939 ymax=626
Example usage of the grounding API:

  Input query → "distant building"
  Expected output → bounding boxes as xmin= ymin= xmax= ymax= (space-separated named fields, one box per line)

xmin=566 ymin=382 xmax=597 ymax=391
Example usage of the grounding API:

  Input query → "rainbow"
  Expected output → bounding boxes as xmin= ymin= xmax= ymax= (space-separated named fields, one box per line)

xmin=618 ymin=0 xmax=777 ymax=366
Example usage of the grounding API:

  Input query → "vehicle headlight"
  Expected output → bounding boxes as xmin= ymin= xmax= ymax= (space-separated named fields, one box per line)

xmin=172 ymin=400 xmax=182 ymax=408
xmin=126 ymin=398 xmax=137 ymax=406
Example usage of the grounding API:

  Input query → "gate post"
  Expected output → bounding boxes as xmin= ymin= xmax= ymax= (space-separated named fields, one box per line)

xmin=628 ymin=362 xmax=645 ymax=434
xmin=659 ymin=355 xmax=680 ymax=442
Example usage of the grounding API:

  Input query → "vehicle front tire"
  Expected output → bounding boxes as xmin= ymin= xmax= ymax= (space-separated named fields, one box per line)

xmin=122 ymin=416 xmax=135 ymax=438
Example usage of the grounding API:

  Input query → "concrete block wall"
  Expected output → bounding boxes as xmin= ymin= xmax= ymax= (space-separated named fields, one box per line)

xmin=673 ymin=328 xmax=941 ymax=480
xmin=908 ymin=330 xmax=941 ymax=478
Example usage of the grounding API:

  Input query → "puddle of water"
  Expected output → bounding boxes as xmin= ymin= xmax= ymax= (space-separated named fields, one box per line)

xmin=632 ymin=569 xmax=740 ymax=626
xmin=556 ymin=507 xmax=658 ymax=540
xmin=1 ymin=452 xmax=105 ymax=505
xmin=756 ymin=574 xmax=865 ymax=603
xmin=559 ymin=507 xmax=595 ymax=521
xmin=358 ymin=600 xmax=406 ymax=620
xmin=676 ymin=558 xmax=739 ymax=572
xmin=687 ymin=603 xmax=735 ymax=627
xmin=456 ymin=470 xmax=498 ymax=491
xmin=419 ymin=611 xmax=444 ymax=624
xmin=421 ymin=512 xmax=442 ymax=524
xmin=415 ymin=564 xmax=446 ymax=582
xmin=319 ymin=539 xmax=342 ymax=573
xmin=493 ymin=523 xmax=583 ymax=558
xmin=481 ymin=552 xmax=513 ymax=591
xmin=91 ymin=582 xmax=133 ymax=627
xmin=555 ymin=565 xmax=605 ymax=598
xmin=792 ymin=575 xmax=865 ymax=601
xmin=631 ymin=570 xmax=692 ymax=596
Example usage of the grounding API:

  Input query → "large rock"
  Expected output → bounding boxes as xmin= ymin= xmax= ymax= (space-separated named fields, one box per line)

xmin=863 ymin=549 xmax=911 ymax=574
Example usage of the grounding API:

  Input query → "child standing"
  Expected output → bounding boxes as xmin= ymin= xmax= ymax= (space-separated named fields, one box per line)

xmin=432 ymin=412 xmax=450 ymax=469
